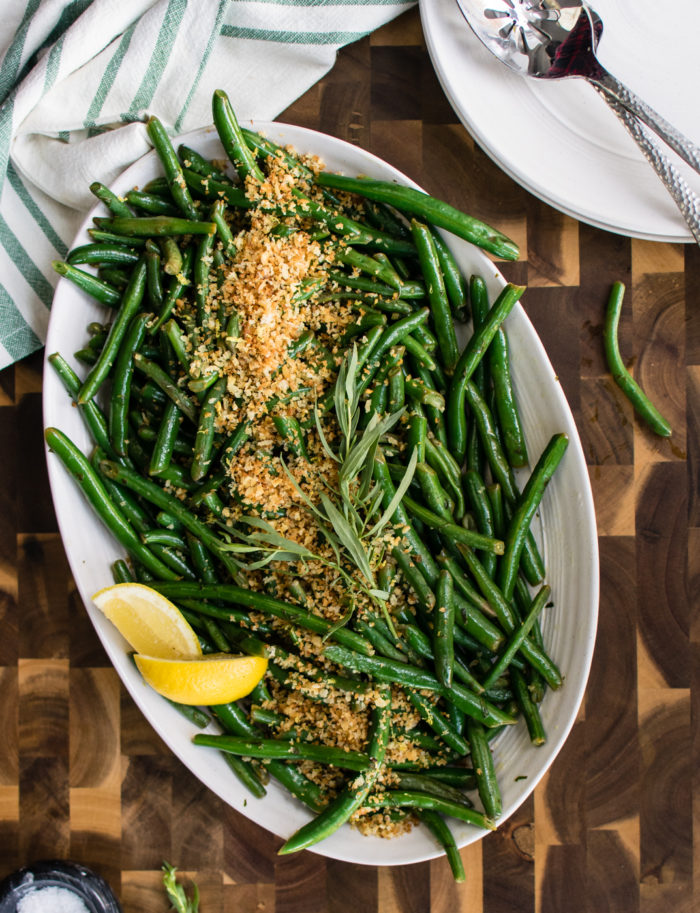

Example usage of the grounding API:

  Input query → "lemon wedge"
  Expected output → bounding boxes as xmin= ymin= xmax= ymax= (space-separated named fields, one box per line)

xmin=92 ymin=582 xmax=202 ymax=660
xmin=133 ymin=653 xmax=268 ymax=705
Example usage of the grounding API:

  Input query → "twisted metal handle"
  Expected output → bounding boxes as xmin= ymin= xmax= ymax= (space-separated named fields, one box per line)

xmin=593 ymin=71 xmax=700 ymax=178
xmin=591 ymin=83 xmax=700 ymax=244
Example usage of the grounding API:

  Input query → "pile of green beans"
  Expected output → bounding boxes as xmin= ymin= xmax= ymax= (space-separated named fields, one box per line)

xmin=45 ymin=88 xmax=568 ymax=879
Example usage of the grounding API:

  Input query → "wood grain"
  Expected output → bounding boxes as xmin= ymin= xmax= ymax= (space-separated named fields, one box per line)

xmin=0 ymin=7 xmax=697 ymax=911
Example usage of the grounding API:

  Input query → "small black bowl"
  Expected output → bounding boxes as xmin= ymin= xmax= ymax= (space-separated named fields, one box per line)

xmin=0 ymin=861 xmax=121 ymax=913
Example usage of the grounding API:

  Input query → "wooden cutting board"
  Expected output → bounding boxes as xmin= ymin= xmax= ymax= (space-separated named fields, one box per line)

xmin=0 ymin=8 xmax=694 ymax=912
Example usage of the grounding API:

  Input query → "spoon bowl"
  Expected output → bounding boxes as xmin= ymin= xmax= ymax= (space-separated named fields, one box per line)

xmin=457 ymin=0 xmax=599 ymax=80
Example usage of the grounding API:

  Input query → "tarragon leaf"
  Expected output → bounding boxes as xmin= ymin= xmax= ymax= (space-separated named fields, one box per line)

xmin=314 ymin=400 xmax=340 ymax=463
xmin=368 ymin=446 xmax=418 ymax=539
xmin=321 ymin=596 xmax=357 ymax=642
xmin=279 ymin=458 xmax=326 ymax=521
xmin=368 ymin=588 xmax=391 ymax=601
xmin=362 ymin=483 xmax=385 ymax=529
xmin=339 ymin=408 xmax=405 ymax=489
xmin=245 ymin=549 xmax=309 ymax=570
xmin=320 ymin=492 xmax=375 ymax=586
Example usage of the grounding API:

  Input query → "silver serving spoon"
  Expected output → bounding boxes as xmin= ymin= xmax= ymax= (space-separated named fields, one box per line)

xmin=456 ymin=0 xmax=700 ymax=242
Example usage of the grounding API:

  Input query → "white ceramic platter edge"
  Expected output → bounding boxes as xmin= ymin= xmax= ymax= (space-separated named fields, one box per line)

xmin=43 ymin=123 xmax=599 ymax=866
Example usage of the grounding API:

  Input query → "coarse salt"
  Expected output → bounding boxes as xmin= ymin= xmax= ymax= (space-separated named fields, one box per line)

xmin=17 ymin=885 xmax=90 ymax=913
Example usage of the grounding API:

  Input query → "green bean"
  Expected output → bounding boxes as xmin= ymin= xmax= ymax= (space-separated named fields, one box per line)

xmin=178 ymin=144 xmax=231 ymax=182
xmin=146 ymin=115 xmax=200 ymax=221
xmin=96 ymin=461 xmax=242 ymax=580
xmin=182 ymin=167 xmax=251 ymax=210
xmin=191 ymin=377 xmax=227 ymax=480
xmin=415 ymin=462 xmax=454 ymax=522
xmin=443 ymin=678 xmax=516 ymax=728
xmin=212 ymin=88 xmax=264 ymax=183
xmin=132 ymin=352 xmax=198 ymax=423
xmin=67 ymin=244 xmax=140 ymax=267
xmin=498 ymin=433 xmax=568 ymax=602
xmin=433 ymin=569 xmax=456 ymax=688
xmin=422 ymin=437 xmax=465 ymax=519
xmin=109 ymin=312 xmax=151 ymax=457
xmin=149 ymin=400 xmax=182 ymax=476
xmin=603 ymin=280 xmax=672 ymax=437
xmin=334 ymin=247 xmax=403 ymax=291
xmin=144 ymin=240 xmax=164 ymax=311
xmin=361 ymin=309 xmax=430 ymax=382
xmin=323 ymin=644 xmax=440 ymax=690
xmin=220 ymin=753 xmax=267 ymax=799
xmin=431 ymin=229 xmax=468 ymax=321
xmin=411 ymin=220 xmax=459 ymax=371
xmin=52 ymin=260 xmax=122 ymax=308
xmin=404 ymin=374 xmax=445 ymax=410
xmin=159 ymin=237 xmax=184 ymax=276
xmin=212 ymin=703 xmax=325 ymax=811
xmin=397 ymin=773 xmax=472 ymax=809
xmin=401 ymin=622 xmax=484 ymax=694
xmin=283 ymin=191 xmax=416 ymax=256
xmin=193 ymin=733 xmax=370 ymax=771
xmin=392 ymin=548 xmax=437 ymax=612
xmin=402 ymin=334 xmax=437 ymax=371
xmin=142 ymin=529 xmax=186 ymax=549
xmin=94 ymin=215 xmax=216 ymax=237
xmin=489 ymin=327 xmax=528 ymax=467
xmin=90 ymin=181 xmax=132 ymax=218
xmin=435 ymin=553 xmax=493 ymax=617
xmin=125 ymin=189 xmax=178 ymax=216
xmin=88 ymin=229 xmax=144 ymax=248
xmin=402 ymin=494 xmax=504 ymax=555
xmin=279 ymin=686 xmax=392 ymax=854
xmin=209 ymin=198 xmax=236 ymax=257
xmin=351 ymin=618 xmax=404 ymax=664
xmin=149 ymin=245 xmax=194 ymax=334
xmin=410 ymin=322 xmax=439 ymax=356
xmin=45 ymin=428 xmax=178 ymax=581
xmin=417 ymin=810 xmax=466 ymax=882
xmin=481 ymin=585 xmax=551 ymax=691
xmin=112 ymin=558 xmax=134 ymax=584
xmin=456 ymin=545 xmax=561 ymax=689
xmin=97 ymin=265 xmax=130 ymax=291
xmin=407 ymin=691 xmax=467 ymax=755
xmin=465 ymin=719 xmax=501 ymax=819
xmin=447 ymin=283 xmax=525 ymax=461
xmin=272 ymin=414 xmax=309 ymax=460
xmin=142 ymin=176 xmax=171 ymax=195
xmin=373 ymin=454 xmax=440 ymax=583
xmin=78 ymin=259 xmax=147 ymax=403
xmin=149 ymin=581 xmax=374 ymax=655
xmin=47 ymin=354 xmax=117 ymax=459
xmin=194 ymin=229 xmax=215 ymax=326
xmin=464 ymin=381 xmax=518 ymax=502
xmin=329 ymin=271 xmax=410 ymax=302
xmin=161 ymin=319 xmax=191 ymax=372
xmin=407 ymin=412 xmax=428 ymax=463
xmin=463 ymin=468 xmax=496 ymax=578
xmin=315 ymin=172 xmax=519 ymax=261
xmin=511 ymin=667 xmax=546 ymax=745
xmin=364 ymin=790 xmax=495 ymax=830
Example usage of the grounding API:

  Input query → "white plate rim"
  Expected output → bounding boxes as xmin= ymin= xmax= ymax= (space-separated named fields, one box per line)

xmin=42 ymin=122 xmax=599 ymax=866
xmin=419 ymin=0 xmax=699 ymax=243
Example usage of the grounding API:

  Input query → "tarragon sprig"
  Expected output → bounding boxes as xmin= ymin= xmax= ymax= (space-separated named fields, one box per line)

xmin=222 ymin=345 xmax=417 ymax=634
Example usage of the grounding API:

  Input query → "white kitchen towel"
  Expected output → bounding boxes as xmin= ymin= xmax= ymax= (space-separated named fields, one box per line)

xmin=0 ymin=0 xmax=415 ymax=369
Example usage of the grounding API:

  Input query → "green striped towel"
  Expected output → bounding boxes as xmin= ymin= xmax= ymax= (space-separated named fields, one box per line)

xmin=0 ymin=0 xmax=415 ymax=370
